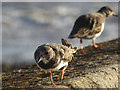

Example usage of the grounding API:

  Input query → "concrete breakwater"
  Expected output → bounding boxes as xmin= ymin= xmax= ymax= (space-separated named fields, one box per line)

xmin=2 ymin=38 xmax=119 ymax=89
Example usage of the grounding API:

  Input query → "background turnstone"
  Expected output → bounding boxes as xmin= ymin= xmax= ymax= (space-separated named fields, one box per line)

xmin=34 ymin=38 xmax=77 ymax=86
xmin=68 ymin=6 xmax=118 ymax=53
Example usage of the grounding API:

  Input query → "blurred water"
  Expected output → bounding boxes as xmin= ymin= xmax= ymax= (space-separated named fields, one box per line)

xmin=2 ymin=2 xmax=118 ymax=66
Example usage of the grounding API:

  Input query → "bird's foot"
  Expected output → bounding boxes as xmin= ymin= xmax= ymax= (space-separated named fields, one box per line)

xmin=94 ymin=44 xmax=99 ymax=49
xmin=52 ymin=83 xmax=56 ymax=86
xmin=79 ymin=49 xmax=84 ymax=53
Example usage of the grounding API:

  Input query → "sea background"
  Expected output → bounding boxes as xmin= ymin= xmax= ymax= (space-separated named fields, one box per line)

xmin=2 ymin=2 xmax=118 ymax=71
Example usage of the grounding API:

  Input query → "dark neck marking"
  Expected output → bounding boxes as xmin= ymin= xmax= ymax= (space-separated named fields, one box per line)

xmin=38 ymin=60 xmax=57 ymax=69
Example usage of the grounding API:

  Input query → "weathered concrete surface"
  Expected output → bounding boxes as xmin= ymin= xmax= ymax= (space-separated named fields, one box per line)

xmin=67 ymin=64 xmax=118 ymax=88
xmin=2 ymin=38 xmax=119 ymax=89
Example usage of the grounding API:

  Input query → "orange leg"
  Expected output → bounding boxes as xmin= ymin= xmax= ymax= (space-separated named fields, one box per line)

xmin=57 ymin=65 xmax=67 ymax=80
xmin=93 ymin=39 xmax=98 ymax=49
xmin=49 ymin=72 xmax=55 ymax=86
xmin=80 ymin=39 xmax=84 ymax=53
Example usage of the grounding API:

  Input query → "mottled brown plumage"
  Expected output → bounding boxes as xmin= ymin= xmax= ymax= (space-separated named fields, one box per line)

xmin=34 ymin=38 xmax=77 ymax=85
xmin=69 ymin=13 xmax=105 ymax=39
xmin=68 ymin=6 xmax=117 ymax=53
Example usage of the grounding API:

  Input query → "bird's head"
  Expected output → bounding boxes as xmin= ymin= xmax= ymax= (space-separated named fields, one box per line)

xmin=34 ymin=45 xmax=55 ymax=64
xmin=39 ymin=45 xmax=55 ymax=61
xmin=97 ymin=6 xmax=118 ymax=17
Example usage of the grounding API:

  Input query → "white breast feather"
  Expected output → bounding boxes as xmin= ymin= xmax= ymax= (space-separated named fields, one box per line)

xmin=94 ymin=23 xmax=104 ymax=38
xmin=53 ymin=60 xmax=68 ymax=71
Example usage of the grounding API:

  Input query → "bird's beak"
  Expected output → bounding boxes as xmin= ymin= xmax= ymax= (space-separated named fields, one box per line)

xmin=113 ymin=12 xmax=118 ymax=17
xmin=37 ymin=57 xmax=42 ymax=63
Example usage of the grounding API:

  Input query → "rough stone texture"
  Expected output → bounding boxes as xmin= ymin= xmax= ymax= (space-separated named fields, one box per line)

xmin=2 ymin=38 xmax=119 ymax=89
xmin=67 ymin=64 xmax=118 ymax=88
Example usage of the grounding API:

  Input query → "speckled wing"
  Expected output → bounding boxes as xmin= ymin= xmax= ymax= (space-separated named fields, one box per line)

xmin=68 ymin=13 xmax=105 ymax=38
xmin=44 ymin=43 xmax=65 ymax=67
xmin=88 ymin=22 xmax=103 ymax=36
xmin=47 ymin=43 xmax=76 ymax=63
xmin=62 ymin=48 xmax=75 ymax=62
xmin=88 ymin=13 xmax=105 ymax=36
xmin=55 ymin=44 xmax=76 ymax=62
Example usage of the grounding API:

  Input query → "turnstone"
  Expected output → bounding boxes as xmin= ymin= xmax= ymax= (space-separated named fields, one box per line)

xmin=34 ymin=38 xmax=77 ymax=86
xmin=68 ymin=6 xmax=118 ymax=53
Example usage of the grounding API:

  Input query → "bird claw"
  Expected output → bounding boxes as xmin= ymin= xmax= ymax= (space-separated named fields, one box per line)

xmin=52 ymin=83 xmax=56 ymax=86
xmin=94 ymin=45 xmax=99 ymax=49
xmin=79 ymin=49 xmax=84 ymax=53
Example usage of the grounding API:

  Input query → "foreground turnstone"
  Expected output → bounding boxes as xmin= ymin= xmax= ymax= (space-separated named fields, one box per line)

xmin=34 ymin=38 xmax=77 ymax=86
xmin=68 ymin=6 xmax=118 ymax=53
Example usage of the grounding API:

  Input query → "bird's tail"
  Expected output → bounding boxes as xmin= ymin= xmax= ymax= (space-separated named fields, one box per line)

xmin=68 ymin=35 xmax=75 ymax=39
xmin=61 ymin=38 xmax=77 ymax=51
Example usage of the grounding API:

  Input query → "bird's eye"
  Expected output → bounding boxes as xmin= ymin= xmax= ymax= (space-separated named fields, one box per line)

xmin=45 ymin=52 xmax=48 ymax=55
